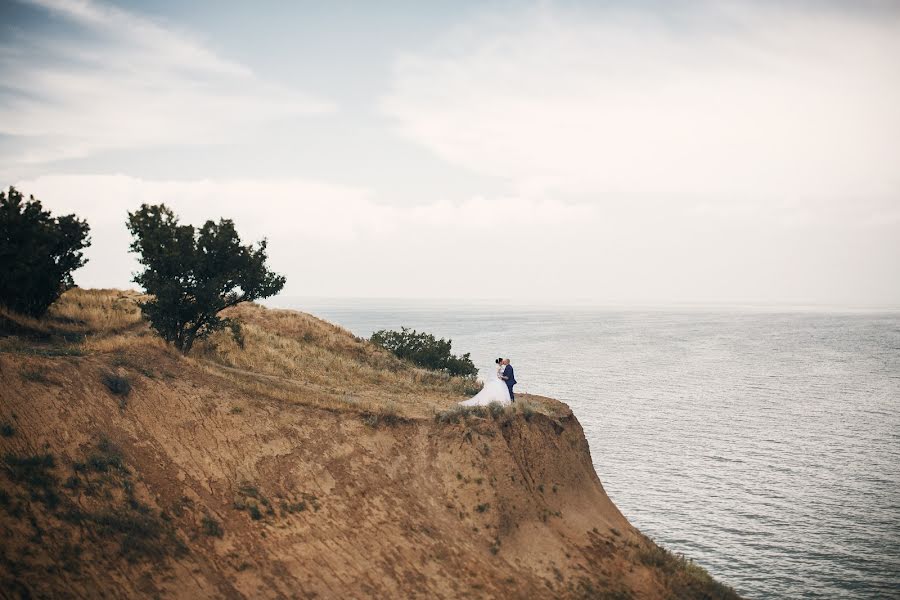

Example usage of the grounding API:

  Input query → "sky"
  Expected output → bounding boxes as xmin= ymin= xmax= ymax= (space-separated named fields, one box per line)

xmin=2 ymin=0 xmax=899 ymax=306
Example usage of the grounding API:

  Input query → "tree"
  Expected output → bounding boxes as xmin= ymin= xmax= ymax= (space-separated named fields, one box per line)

xmin=126 ymin=204 xmax=285 ymax=355
xmin=370 ymin=327 xmax=478 ymax=377
xmin=0 ymin=187 xmax=90 ymax=317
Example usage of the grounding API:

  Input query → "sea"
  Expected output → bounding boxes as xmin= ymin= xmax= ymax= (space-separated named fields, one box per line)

xmin=270 ymin=298 xmax=900 ymax=599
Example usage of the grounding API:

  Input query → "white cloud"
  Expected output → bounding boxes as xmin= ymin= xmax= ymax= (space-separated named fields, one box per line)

xmin=381 ymin=4 xmax=900 ymax=209
xmin=5 ymin=3 xmax=899 ymax=305
xmin=15 ymin=173 xmax=900 ymax=304
xmin=1 ymin=0 xmax=333 ymax=168
xmin=14 ymin=174 xmax=599 ymax=297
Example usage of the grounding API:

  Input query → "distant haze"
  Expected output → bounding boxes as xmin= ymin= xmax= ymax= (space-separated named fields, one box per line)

xmin=2 ymin=0 xmax=899 ymax=305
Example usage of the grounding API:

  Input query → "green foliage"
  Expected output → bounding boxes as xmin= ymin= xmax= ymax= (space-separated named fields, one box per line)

xmin=0 ymin=187 xmax=91 ymax=317
xmin=637 ymin=541 xmax=741 ymax=599
xmin=1 ymin=438 xmax=186 ymax=584
xmin=433 ymin=405 xmax=469 ymax=424
xmin=21 ymin=367 xmax=50 ymax=383
xmin=487 ymin=402 xmax=506 ymax=419
xmin=361 ymin=403 xmax=401 ymax=428
xmin=233 ymin=484 xmax=277 ymax=521
xmin=63 ymin=505 xmax=185 ymax=563
xmin=3 ymin=453 xmax=60 ymax=508
xmin=280 ymin=500 xmax=307 ymax=515
xmin=126 ymin=203 xmax=285 ymax=354
xmin=489 ymin=538 xmax=501 ymax=555
xmin=102 ymin=373 xmax=131 ymax=396
xmin=201 ymin=515 xmax=223 ymax=537
xmin=86 ymin=437 xmax=128 ymax=474
xmin=519 ymin=400 xmax=535 ymax=422
xmin=370 ymin=327 xmax=477 ymax=377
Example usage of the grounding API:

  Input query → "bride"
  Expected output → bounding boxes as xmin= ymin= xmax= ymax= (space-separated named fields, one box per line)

xmin=460 ymin=358 xmax=512 ymax=407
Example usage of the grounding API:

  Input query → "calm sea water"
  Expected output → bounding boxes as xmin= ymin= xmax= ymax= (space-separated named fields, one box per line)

xmin=271 ymin=298 xmax=900 ymax=599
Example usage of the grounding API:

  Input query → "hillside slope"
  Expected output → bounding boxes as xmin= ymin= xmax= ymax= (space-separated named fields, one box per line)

xmin=0 ymin=289 xmax=739 ymax=599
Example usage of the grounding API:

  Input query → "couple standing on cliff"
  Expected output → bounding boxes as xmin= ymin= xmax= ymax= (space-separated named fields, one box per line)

xmin=460 ymin=358 xmax=517 ymax=407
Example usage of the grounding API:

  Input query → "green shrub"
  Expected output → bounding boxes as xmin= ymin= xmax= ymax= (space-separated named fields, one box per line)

xmin=637 ymin=541 xmax=741 ymax=599
xmin=87 ymin=437 xmax=128 ymax=474
xmin=520 ymin=401 xmax=535 ymax=422
xmin=490 ymin=538 xmax=501 ymax=555
xmin=126 ymin=203 xmax=285 ymax=355
xmin=201 ymin=515 xmax=224 ymax=537
xmin=434 ymin=405 xmax=475 ymax=424
xmin=370 ymin=327 xmax=477 ymax=377
xmin=77 ymin=506 xmax=186 ymax=563
xmin=281 ymin=500 xmax=307 ymax=514
xmin=435 ymin=404 xmax=501 ymax=424
xmin=362 ymin=403 xmax=401 ymax=428
xmin=102 ymin=373 xmax=131 ymax=396
xmin=21 ymin=368 xmax=49 ymax=383
xmin=3 ymin=452 xmax=60 ymax=508
xmin=462 ymin=379 xmax=484 ymax=396
xmin=487 ymin=402 xmax=506 ymax=419
xmin=0 ymin=187 xmax=90 ymax=317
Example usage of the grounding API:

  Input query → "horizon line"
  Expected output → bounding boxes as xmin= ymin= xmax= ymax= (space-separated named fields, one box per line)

xmin=265 ymin=295 xmax=900 ymax=312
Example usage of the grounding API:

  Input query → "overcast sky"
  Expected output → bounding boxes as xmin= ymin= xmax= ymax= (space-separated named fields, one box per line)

xmin=2 ymin=0 xmax=899 ymax=305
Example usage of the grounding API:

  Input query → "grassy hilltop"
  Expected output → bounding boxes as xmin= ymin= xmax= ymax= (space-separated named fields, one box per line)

xmin=0 ymin=288 xmax=739 ymax=599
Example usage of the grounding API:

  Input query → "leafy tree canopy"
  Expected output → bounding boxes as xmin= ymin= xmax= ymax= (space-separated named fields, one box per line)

xmin=370 ymin=327 xmax=478 ymax=378
xmin=126 ymin=203 xmax=285 ymax=354
xmin=0 ymin=186 xmax=90 ymax=317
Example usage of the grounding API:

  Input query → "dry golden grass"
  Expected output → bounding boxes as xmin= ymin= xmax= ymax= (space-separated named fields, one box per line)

xmin=0 ymin=305 xmax=51 ymax=334
xmin=193 ymin=302 xmax=481 ymax=417
xmin=0 ymin=287 xmax=143 ymax=338
xmin=48 ymin=287 xmax=144 ymax=333
xmin=81 ymin=330 xmax=168 ymax=354
xmin=2 ymin=288 xmax=486 ymax=417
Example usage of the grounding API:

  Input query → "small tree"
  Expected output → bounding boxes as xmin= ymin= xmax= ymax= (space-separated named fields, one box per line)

xmin=126 ymin=204 xmax=285 ymax=355
xmin=370 ymin=327 xmax=478 ymax=377
xmin=0 ymin=187 xmax=90 ymax=317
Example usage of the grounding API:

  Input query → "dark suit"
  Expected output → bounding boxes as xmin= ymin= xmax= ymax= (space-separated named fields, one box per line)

xmin=502 ymin=364 xmax=516 ymax=400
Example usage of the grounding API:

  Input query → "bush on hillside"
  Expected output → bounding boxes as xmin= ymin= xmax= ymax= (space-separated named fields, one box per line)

xmin=0 ymin=187 xmax=91 ymax=317
xmin=126 ymin=204 xmax=285 ymax=355
xmin=370 ymin=327 xmax=477 ymax=377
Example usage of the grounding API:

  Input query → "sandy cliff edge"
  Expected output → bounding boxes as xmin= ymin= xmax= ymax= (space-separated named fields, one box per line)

xmin=0 ymin=289 xmax=740 ymax=599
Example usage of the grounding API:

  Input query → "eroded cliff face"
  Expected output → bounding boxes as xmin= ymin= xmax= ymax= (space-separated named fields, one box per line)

xmin=0 ymin=292 xmax=738 ymax=599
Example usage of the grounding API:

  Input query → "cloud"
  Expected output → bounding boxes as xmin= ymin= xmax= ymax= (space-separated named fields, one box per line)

xmin=0 ymin=0 xmax=334 ymax=169
xmin=14 ymin=172 xmax=900 ymax=304
xmin=381 ymin=3 xmax=900 ymax=209
xmin=13 ymin=174 xmax=599 ymax=297
xmin=5 ymin=2 xmax=899 ymax=304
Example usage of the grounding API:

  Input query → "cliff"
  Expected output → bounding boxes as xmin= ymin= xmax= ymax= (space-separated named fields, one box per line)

xmin=0 ymin=289 xmax=739 ymax=599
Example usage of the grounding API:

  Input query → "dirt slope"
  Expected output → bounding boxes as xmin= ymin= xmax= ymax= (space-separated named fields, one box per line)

xmin=0 ymin=289 xmax=739 ymax=599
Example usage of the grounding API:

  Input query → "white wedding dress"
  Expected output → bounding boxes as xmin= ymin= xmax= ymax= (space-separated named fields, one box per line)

xmin=460 ymin=366 xmax=512 ymax=407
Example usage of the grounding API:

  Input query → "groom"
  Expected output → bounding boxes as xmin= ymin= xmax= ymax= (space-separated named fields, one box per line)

xmin=500 ymin=358 xmax=517 ymax=401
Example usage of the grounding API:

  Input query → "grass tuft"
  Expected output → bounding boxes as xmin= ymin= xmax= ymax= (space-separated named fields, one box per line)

xmin=519 ymin=401 xmax=535 ymax=422
xmin=102 ymin=372 xmax=131 ymax=396
xmin=3 ymin=453 xmax=60 ymax=508
xmin=636 ymin=540 xmax=741 ymax=599
xmin=86 ymin=437 xmax=129 ymax=474
xmin=20 ymin=367 xmax=50 ymax=383
xmin=201 ymin=515 xmax=224 ymax=537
